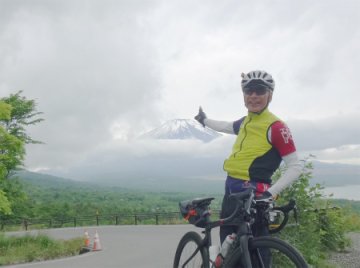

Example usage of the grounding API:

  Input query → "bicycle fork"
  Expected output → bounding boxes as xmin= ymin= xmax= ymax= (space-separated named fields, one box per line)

xmin=236 ymin=222 xmax=253 ymax=268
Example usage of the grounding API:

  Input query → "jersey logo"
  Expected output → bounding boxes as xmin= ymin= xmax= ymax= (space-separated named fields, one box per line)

xmin=280 ymin=127 xmax=293 ymax=144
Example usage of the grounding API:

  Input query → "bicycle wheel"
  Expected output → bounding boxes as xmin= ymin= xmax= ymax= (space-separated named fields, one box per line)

xmin=223 ymin=236 xmax=308 ymax=268
xmin=173 ymin=231 xmax=209 ymax=268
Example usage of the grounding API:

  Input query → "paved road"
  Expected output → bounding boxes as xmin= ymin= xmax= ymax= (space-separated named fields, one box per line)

xmin=328 ymin=232 xmax=360 ymax=268
xmin=4 ymin=225 xmax=220 ymax=268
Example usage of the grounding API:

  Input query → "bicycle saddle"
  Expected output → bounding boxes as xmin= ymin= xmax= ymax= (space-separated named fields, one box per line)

xmin=191 ymin=197 xmax=215 ymax=207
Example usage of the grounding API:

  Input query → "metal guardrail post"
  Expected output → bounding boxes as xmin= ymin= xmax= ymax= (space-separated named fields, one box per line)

xmin=23 ymin=219 xmax=28 ymax=231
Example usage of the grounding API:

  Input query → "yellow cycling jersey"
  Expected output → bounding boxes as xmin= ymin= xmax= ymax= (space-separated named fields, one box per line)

xmin=223 ymin=108 xmax=282 ymax=184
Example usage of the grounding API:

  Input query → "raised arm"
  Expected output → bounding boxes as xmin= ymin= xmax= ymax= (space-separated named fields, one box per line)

xmin=204 ymin=118 xmax=235 ymax=134
xmin=194 ymin=106 xmax=235 ymax=134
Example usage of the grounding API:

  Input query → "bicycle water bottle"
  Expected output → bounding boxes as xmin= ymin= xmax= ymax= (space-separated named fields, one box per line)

xmin=214 ymin=233 xmax=236 ymax=267
xmin=209 ymin=245 xmax=220 ymax=267
xmin=220 ymin=233 xmax=236 ymax=258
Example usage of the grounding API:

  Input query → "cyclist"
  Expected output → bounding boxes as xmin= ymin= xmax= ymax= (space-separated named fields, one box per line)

xmin=194 ymin=70 xmax=302 ymax=246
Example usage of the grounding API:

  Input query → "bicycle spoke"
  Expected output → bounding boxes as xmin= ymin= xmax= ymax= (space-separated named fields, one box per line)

xmin=178 ymin=240 xmax=204 ymax=268
xmin=182 ymin=245 xmax=201 ymax=267
xmin=224 ymin=237 xmax=307 ymax=268
xmin=251 ymin=246 xmax=303 ymax=268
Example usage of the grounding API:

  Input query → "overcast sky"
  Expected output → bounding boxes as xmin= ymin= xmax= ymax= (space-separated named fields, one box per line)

xmin=0 ymin=0 xmax=359 ymax=181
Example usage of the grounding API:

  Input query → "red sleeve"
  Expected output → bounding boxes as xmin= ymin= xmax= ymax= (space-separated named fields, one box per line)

xmin=270 ymin=121 xmax=296 ymax=157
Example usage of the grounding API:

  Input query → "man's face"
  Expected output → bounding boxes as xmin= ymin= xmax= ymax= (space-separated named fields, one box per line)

xmin=243 ymin=88 xmax=273 ymax=113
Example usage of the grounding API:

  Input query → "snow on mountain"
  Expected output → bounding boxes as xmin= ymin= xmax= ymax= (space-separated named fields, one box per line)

xmin=139 ymin=119 xmax=222 ymax=142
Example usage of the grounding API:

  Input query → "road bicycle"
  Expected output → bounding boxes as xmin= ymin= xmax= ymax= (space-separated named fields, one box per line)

xmin=173 ymin=187 xmax=308 ymax=267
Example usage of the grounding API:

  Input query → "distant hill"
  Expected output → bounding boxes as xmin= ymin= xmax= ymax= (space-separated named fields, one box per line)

xmin=10 ymin=171 xmax=225 ymax=218
xmin=13 ymin=159 xmax=360 ymax=195
xmin=13 ymin=171 xmax=95 ymax=189
xmin=13 ymin=170 xmax=225 ymax=194
xmin=138 ymin=118 xmax=222 ymax=142
xmin=11 ymin=170 xmax=132 ymax=194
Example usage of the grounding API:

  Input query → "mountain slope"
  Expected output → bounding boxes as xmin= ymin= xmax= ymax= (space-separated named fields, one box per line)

xmin=139 ymin=119 xmax=222 ymax=142
xmin=13 ymin=170 xmax=224 ymax=194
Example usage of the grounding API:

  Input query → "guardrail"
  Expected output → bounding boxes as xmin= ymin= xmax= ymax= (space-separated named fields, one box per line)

xmin=3 ymin=207 xmax=334 ymax=232
xmin=0 ymin=211 xmax=190 ymax=231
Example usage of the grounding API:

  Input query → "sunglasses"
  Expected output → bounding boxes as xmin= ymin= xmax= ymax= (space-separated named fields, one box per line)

xmin=243 ymin=87 xmax=270 ymax=96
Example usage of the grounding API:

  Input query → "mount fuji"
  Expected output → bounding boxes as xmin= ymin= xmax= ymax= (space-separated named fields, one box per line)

xmin=139 ymin=119 xmax=222 ymax=142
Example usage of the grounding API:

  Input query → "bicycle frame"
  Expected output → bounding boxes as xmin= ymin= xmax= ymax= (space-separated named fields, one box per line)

xmin=193 ymin=188 xmax=257 ymax=267
xmin=177 ymin=188 xmax=298 ymax=267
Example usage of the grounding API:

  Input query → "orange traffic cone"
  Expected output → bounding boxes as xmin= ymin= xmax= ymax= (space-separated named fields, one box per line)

xmin=92 ymin=230 xmax=102 ymax=251
xmin=79 ymin=230 xmax=92 ymax=254
xmin=84 ymin=230 xmax=90 ymax=248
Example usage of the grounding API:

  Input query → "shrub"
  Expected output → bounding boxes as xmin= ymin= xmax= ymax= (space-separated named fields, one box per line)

xmin=272 ymin=157 xmax=349 ymax=266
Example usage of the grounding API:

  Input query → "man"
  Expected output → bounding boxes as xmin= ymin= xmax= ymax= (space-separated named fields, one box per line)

xmin=195 ymin=70 xmax=301 ymax=244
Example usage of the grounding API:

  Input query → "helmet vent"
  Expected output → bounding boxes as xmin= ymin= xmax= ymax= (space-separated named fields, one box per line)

xmin=241 ymin=70 xmax=275 ymax=91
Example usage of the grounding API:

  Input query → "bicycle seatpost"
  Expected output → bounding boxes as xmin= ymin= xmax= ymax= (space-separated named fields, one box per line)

xmin=221 ymin=188 xmax=255 ymax=224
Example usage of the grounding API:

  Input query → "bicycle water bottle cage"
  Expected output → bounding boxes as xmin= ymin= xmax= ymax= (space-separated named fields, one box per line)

xmin=179 ymin=197 xmax=214 ymax=227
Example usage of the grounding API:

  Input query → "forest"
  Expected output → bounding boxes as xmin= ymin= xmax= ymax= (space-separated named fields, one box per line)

xmin=7 ymin=170 xmax=360 ymax=222
xmin=12 ymin=170 xmax=224 ymax=220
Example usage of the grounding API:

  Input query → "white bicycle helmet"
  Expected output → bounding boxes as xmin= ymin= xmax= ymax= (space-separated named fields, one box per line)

xmin=241 ymin=70 xmax=275 ymax=91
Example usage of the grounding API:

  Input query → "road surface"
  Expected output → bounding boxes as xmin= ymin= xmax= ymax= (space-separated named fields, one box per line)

xmin=4 ymin=225 xmax=220 ymax=268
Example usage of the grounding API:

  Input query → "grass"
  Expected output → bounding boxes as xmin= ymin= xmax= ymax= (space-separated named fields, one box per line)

xmin=0 ymin=233 xmax=83 ymax=266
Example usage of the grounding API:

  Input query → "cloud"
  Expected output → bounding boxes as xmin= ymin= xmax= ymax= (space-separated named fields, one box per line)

xmin=0 ymin=0 xmax=358 ymax=180
xmin=303 ymin=145 xmax=360 ymax=165
xmin=288 ymin=114 xmax=360 ymax=151
xmin=144 ymin=0 xmax=360 ymax=122
xmin=1 ymin=0 xmax=164 ymax=165
xmin=42 ymin=135 xmax=234 ymax=181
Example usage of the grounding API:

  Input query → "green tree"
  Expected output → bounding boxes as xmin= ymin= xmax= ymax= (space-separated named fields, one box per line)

xmin=0 ymin=101 xmax=20 ymax=214
xmin=0 ymin=190 xmax=11 ymax=215
xmin=1 ymin=91 xmax=44 ymax=145
xmin=0 ymin=123 xmax=25 ymax=178
xmin=0 ymin=92 xmax=43 ymax=215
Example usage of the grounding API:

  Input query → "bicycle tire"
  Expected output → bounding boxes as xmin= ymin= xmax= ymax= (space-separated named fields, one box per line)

xmin=223 ymin=236 xmax=308 ymax=268
xmin=173 ymin=231 xmax=210 ymax=268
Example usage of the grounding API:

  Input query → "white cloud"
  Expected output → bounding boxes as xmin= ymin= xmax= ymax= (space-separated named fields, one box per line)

xmin=302 ymin=145 xmax=360 ymax=165
xmin=288 ymin=114 xmax=360 ymax=151
xmin=0 ymin=0 xmax=358 ymax=180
